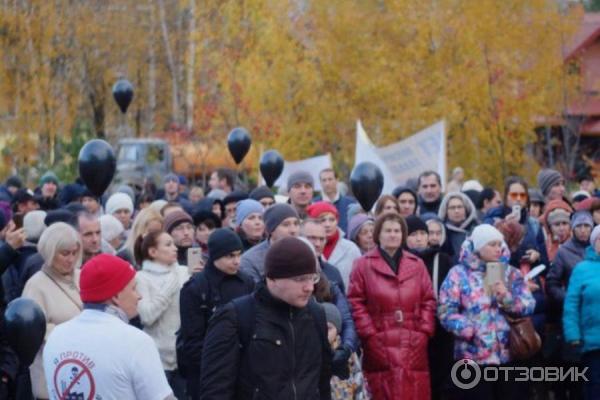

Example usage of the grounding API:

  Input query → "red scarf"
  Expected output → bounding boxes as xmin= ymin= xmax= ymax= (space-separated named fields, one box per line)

xmin=323 ymin=229 xmax=340 ymax=260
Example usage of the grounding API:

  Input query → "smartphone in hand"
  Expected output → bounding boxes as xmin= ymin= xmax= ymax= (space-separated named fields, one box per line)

xmin=510 ymin=204 xmax=521 ymax=220
xmin=484 ymin=262 xmax=506 ymax=295
xmin=187 ymin=247 xmax=204 ymax=274
xmin=12 ymin=213 xmax=24 ymax=229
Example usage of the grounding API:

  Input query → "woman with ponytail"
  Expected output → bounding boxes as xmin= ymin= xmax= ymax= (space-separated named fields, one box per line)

xmin=134 ymin=230 xmax=190 ymax=398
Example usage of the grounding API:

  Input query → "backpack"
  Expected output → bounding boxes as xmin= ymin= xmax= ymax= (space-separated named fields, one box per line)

xmin=176 ymin=273 xmax=219 ymax=374
xmin=231 ymin=295 xmax=332 ymax=399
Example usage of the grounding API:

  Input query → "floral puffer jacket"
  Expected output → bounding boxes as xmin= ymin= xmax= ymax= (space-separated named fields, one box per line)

xmin=437 ymin=239 xmax=535 ymax=365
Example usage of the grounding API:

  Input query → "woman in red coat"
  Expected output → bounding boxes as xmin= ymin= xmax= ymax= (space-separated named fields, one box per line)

xmin=348 ymin=212 xmax=436 ymax=399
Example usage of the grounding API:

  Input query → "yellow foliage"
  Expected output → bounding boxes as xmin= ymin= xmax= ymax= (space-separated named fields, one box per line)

xmin=0 ymin=0 xmax=582 ymax=188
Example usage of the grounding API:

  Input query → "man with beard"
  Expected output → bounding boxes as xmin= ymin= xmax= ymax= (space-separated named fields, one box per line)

xmin=164 ymin=210 xmax=195 ymax=266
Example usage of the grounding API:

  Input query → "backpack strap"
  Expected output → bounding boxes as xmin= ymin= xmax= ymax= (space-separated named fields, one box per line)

xmin=232 ymin=295 xmax=329 ymax=353
xmin=232 ymin=294 xmax=256 ymax=349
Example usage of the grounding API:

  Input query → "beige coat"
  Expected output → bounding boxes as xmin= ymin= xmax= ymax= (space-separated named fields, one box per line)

xmin=136 ymin=260 xmax=190 ymax=371
xmin=22 ymin=265 xmax=82 ymax=399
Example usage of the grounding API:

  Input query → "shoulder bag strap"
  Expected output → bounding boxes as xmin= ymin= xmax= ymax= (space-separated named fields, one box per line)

xmin=42 ymin=270 xmax=82 ymax=311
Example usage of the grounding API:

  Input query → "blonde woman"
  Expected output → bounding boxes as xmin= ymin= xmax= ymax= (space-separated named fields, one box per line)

xmin=23 ymin=222 xmax=83 ymax=400
xmin=118 ymin=206 xmax=163 ymax=268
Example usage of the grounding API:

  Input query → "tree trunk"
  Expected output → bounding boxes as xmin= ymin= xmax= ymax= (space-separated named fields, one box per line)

xmin=158 ymin=0 xmax=180 ymax=124
xmin=185 ymin=0 xmax=196 ymax=132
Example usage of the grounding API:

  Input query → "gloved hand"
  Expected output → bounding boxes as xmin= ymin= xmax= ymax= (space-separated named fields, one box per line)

xmin=331 ymin=345 xmax=351 ymax=379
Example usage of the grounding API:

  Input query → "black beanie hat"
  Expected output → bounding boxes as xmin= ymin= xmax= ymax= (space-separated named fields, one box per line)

xmin=5 ymin=176 xmax=22 ymax=189
xmin=405 ymin=215 xmax=429 ymax=236
xmin=208 ymin=228 xmax=243 ymax=261
xmin=193 ymin=210 xmax=222 ymax=229
xmin=249 ymin=186 xmax=275 ymax=202
xmin=265 ymin=236 xmax=316 ymax=279
xmin=44 ymin=209 xmax=77 ymax=227
xmin=223 ymin=190 xmax=248 ymax=206
xmin=264 ymin=203 xmax=299 ymax=234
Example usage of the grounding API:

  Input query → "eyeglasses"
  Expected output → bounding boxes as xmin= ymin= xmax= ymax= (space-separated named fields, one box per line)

xmin=290 ymin=274 xmax=320 ymax=284
xmin=508 ymin=192 xmax=528 ymax=200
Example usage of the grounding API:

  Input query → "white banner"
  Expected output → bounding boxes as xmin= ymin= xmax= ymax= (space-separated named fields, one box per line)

xmin=354 ymin=120 xmax=446 ymax=193
xmin=355 ymin=121 xmax=397 ymax=195
xmin=271 ymin=154 xmax=333 ymax=191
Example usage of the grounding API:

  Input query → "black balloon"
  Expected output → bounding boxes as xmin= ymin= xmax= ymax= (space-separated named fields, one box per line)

xmin=4 ymin=298 xmax=46 ymax=366
xmin=350 ymin=162 xmax=384 ymax=212
xmin=78 ymin=139 xmax=116 ymax=197
xmin=112 ymin=79 xmax=134 ymax=113
xmin=260 ymin=150 xmax=284 ymax=188
xmin=227 ymin=127 xmax=252 ymax=164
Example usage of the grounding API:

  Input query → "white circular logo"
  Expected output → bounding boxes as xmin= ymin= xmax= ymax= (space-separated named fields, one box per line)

xmin=451 ymin=358 xmax=481 ymax=389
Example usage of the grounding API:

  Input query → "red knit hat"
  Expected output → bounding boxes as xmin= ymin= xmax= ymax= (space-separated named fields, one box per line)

xmin=80 ymin=254 xmax=136 ymax=302
xmin=306 ymin=201 xmax=338 ymax=220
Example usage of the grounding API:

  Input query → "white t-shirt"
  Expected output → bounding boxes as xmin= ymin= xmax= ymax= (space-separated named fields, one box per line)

xmin=43 ymin=309 xmax=173 ymax=400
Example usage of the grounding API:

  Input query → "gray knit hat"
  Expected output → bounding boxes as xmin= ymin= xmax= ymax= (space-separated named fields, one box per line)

xmin=322 ymin=302 xmax=342 ymax=333
xmin=528 ymin=188 xmax=545 ymax=205
xmin=264 ymin=203 xmax=298 ymax=234
xmin=163 ymin=172 xmax=179 ymax=185
xmin=249 ymin=186 xmax=274 ymax=202
xmin=537 ymin=169 xmax=563 ymax=197
xmin=287 ymin=171 xmax=314 ymax=190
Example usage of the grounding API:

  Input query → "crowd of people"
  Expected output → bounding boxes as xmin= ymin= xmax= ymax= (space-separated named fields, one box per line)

xmin=0 ymin=164 xmax=599 ymax=400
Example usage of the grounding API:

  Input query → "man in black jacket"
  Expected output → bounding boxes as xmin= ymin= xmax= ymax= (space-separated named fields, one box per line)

xmin=199 ymin=236 xmax=332 ymax=400
xmin=178 ymin=228 xmax=254 ymax=400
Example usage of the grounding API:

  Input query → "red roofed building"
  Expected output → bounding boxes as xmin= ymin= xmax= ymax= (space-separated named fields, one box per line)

xmin=565 ymin=13 xmax=600 ymax=136
xmin=536 ymin=12 xmax=600 ymax=180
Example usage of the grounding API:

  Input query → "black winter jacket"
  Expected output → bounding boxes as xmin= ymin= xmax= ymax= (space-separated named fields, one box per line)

xmin=2 ymin=244 xmax=37 ymax=303
xmin=0 ymin=242 xmax=20 ymax=387
xmin=178 ymin=261 xmax=254 ymax=385
xmin=199 ymin=284 xmax=332 ymax=400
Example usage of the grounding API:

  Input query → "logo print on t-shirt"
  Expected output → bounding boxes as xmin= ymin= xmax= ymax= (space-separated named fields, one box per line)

xmin=53 ymin=358 xmax=96 ymax=400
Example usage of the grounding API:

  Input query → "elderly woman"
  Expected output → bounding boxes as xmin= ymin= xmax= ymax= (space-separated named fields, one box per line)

xmin=541 ymin=199 xmax=573 ymax=263
xmin=348 ymin=212 xmax=436 ymax=399
xmin=23 ymin=222 xmax=83 ymax=400
xmin=105 ymin=192 xmax=135 ymax=232
xmin=438 ymin=192 xmax=478 ymax=261
xmin=347 ymin=213 xmax=375 ymax=254
xmin=234 ymin=199 xmax=265 ymax=251
xmin=438 ymin=224 xmax=535 ymax=398
xmin=564 ymin=225 xmax=600 ymax=400
xmin=307 ymin=201 xmax=361 ymax=291
xmin=99 ymin=214 xmax=125 ymax=254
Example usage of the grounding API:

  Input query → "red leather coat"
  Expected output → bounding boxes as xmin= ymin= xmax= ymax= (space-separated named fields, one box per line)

xmin=348 ymin=248 xmax=436 ymax=400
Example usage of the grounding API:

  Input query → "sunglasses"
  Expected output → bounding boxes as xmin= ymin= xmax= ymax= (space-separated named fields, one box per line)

xmin=508 ymin=192 xmax=528 ymax=200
